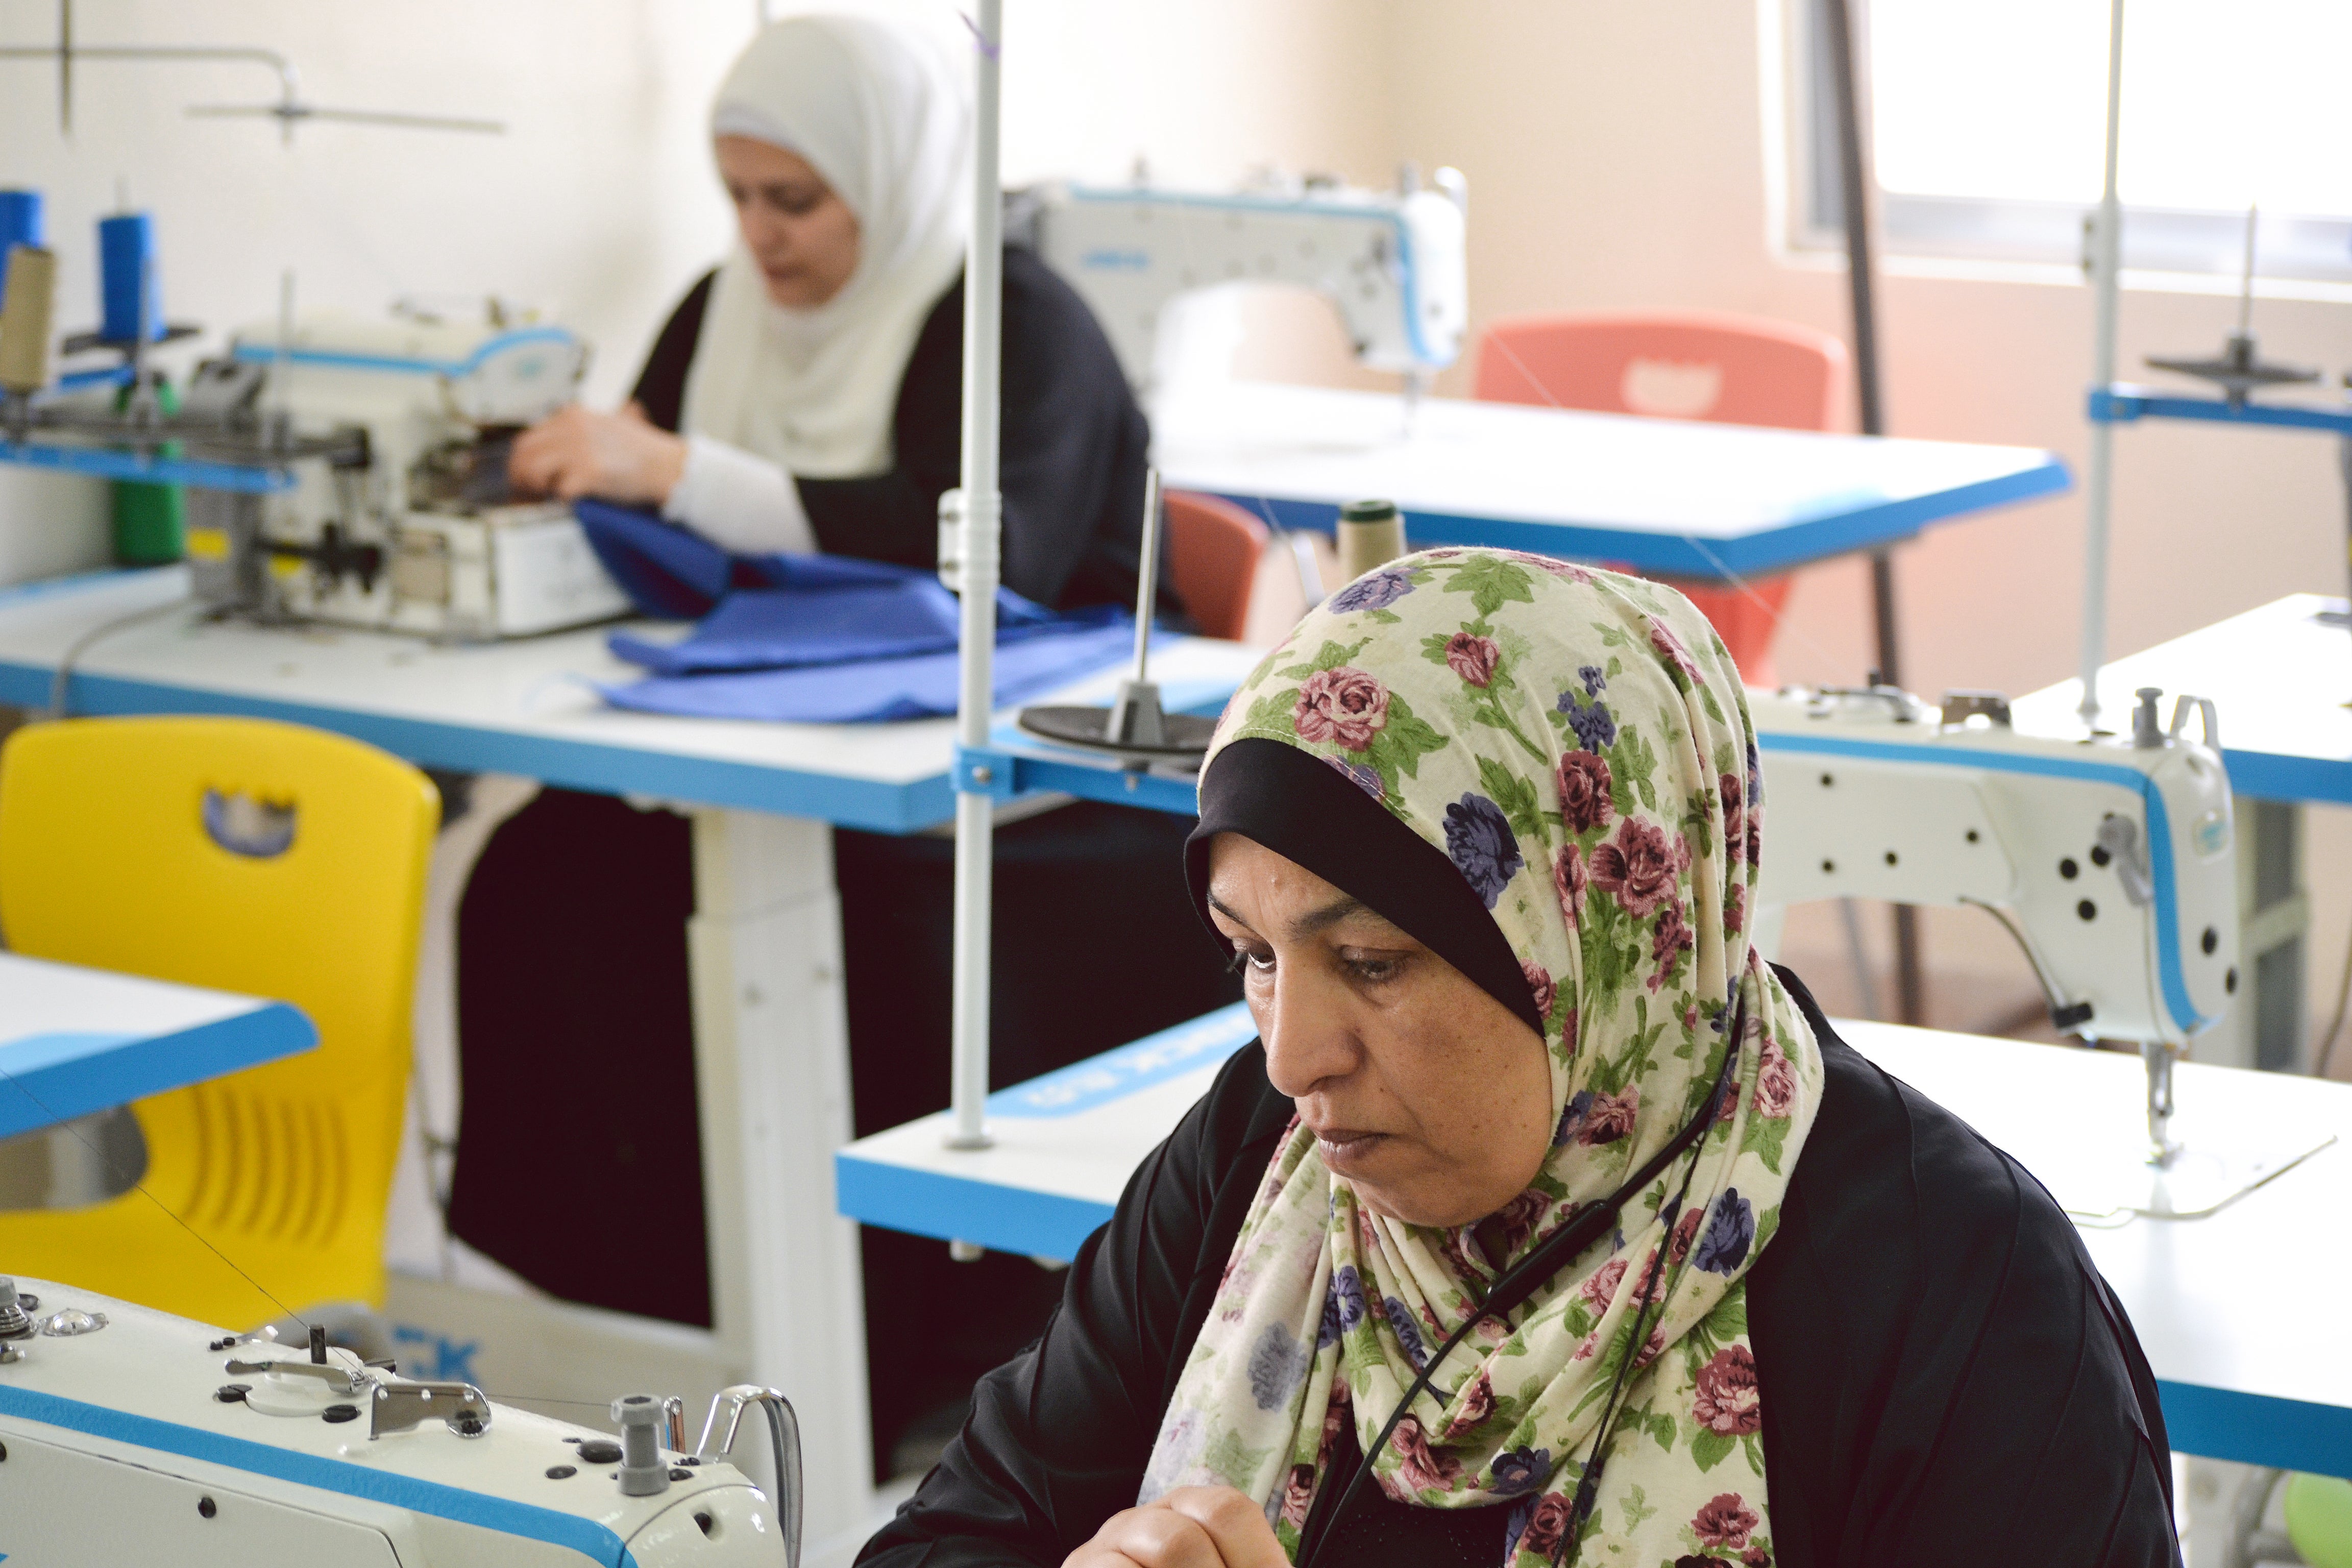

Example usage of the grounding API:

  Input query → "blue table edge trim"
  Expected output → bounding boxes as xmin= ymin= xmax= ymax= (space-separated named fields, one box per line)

xmin=835 ymin=1152 xmax=1115 ymax=1264
xmin=0 ymin=659 xmax=955 ymax=835
xmin=2155 ymin=1378 xmax=2352 ymax=1479
xmin=2090 ymin=384 xmax=2352 ymax=436
xmin=2224 ymin=747 xmax=2352 ymax=808
xmin=1217 ymin=455 xmax=2070 ymax=579
xmin=0 ymin=1384 xmax=641 ymax=1565
xmin=0 ymin=1002 xmax=316 ymax=1141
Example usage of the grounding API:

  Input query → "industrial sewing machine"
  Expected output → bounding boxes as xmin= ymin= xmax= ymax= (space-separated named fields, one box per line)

xmin=181 ymin=310 xmax=630 ymax=639
xmin=1015 ymin=167 xmax=1468 ymax=395
xmin=1753 ymin=682 xmax=2236 ymax=1050
xmin=1748 ymin=680 xmax=2326 ymax=1217
xmin=0 ymin=1273 xmax=802 ymax=1567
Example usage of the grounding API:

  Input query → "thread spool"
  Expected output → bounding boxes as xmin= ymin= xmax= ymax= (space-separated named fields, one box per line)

xmin=0 ymin=245 xmax=59 ymax=395
xmin=99 ymin=211 xmax=163 ymax=345
xmin=1335 ymin=497 xmax=1407 ymax=583
xmin=0 ymin=192 xmax=41 ymax=296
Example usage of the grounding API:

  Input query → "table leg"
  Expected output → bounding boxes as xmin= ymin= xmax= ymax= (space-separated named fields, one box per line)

xmin=687 ymin=808 xmax=873 ymax=1540
xmin=2201 ymin=799 xmax=2306 ymax=1073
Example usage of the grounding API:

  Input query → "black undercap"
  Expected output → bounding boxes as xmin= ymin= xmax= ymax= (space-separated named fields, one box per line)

xmin=1185 ymin=737 xmax=1543 ymax=1039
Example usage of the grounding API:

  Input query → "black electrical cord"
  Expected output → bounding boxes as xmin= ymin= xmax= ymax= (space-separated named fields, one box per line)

xmin=1293 ymin=1001 xmax=1746 ymax=1568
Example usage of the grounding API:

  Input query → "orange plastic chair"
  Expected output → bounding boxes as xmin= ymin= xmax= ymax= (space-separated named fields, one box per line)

xmin=0 ymin=716 xmax=437 ymax=1329
xmin=1164 ymin=489 xmax=1268 ymax=642
xmin=1473 ymin=312 xmax=1851 ymax=685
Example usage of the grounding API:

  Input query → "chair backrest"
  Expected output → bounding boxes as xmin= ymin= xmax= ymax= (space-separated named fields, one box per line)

xmin=0 ymin=717 xmax=437 ymax=1298
xmin=1473 ymin=312 xmax=1849 ymax=431
xmin=1163 ymin=489 xmax=1268 ymax=642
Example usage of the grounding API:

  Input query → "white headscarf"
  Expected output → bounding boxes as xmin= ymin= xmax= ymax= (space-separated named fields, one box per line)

xmin=681 ymin=14 xmax=972 ymax=479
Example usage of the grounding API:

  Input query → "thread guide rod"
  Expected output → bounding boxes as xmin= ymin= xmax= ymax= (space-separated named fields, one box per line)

xmin=946 ymin=0 xmax=1004 ymax=1158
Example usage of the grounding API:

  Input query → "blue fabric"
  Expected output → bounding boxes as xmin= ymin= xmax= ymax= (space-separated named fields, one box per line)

xmin=574 ymin=500 xmax=1137 ymax=722
xmin=598 ymin=619 xmax=1139 ymax=724
xmin=575 ymin=499 xmax=736 ymax=617
xmin=611 ymin=589 xmax=1119 ymax=676
xmin=577 ymin=499 xmax=1062 ymax=638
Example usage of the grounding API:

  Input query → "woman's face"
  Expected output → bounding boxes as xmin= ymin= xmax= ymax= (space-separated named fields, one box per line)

xmin=715 ymin=135 xmax=862 ymax=309
xmin=1206 ymin=832 xmax=1555 ymax=1230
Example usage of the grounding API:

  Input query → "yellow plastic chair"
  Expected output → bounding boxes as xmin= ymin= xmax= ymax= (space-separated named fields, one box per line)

xmin=0 ymin=716 xmax=436 ymax=1329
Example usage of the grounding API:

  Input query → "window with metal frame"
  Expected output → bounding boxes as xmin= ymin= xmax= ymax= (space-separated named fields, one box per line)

xmin=1782 ymin=0 xmax=2352 ymax=286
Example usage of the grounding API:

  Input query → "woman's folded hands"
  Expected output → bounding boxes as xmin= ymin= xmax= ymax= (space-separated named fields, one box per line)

xmin=1063 ymin=1486 xmax=1288 ymax=1568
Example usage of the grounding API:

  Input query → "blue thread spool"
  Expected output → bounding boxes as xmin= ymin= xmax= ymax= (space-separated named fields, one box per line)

xmin=99 ymin=211 xmax=164 ymax=345
xmin=0 ymin=191 xmax=41 ymax=294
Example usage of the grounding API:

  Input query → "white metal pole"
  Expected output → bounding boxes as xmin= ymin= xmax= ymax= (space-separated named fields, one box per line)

xmin=1129 ymin=468 xmax=1161 ymax=683
xmin=2077 ymin=0 xmax=2126 ymax=724
xmin=947 ymin=0 xmax=1003 ymax=1153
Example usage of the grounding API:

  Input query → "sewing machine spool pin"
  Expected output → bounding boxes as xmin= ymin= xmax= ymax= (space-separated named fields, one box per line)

xmin=2143 ymin=206 xmax=2320 ymax=410
xmin=1017 ymin=465 xmax=1219 ymax=762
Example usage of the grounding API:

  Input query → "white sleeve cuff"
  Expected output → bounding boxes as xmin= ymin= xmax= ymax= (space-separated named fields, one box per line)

xmin=660 ymin=435 xmax=817 ymax=556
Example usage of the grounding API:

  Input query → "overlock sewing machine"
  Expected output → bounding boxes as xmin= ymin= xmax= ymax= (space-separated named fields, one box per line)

xmin=8 ymin=306 xmax=629 ymax=641
xmin=183 ymin=311 xmax=629 ymax=638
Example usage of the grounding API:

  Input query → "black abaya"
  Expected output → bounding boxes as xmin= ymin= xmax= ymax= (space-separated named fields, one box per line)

xmin=857 ymin=969 xmax=2182 ymax=1568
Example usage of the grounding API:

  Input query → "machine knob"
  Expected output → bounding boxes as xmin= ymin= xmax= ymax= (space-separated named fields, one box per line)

xmin=610 ymin=1394 xmax=671 ymax=1497
xmin=0 ymin=1278 xmax=33 ymax=1340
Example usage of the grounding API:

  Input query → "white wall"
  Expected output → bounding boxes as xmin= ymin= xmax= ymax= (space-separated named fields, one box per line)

xmin=0 ymin=0 xmax=1400 ymax=572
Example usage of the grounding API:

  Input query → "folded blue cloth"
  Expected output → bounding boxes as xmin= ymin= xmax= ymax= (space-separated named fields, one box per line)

xmin=574 ymin=500 xmax=1137 ymax=722
xmin=609 ymin=583 xmax=961 ymax=674
xmin=597 ymin=618 xmax=1139 ymax=724
xmin=576 ymin=499 xmax=1056 ymax=629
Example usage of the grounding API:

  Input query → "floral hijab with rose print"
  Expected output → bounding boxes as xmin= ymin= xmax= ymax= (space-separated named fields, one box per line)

xmin=1141 ymin=548 xmax=1823 ymax=1568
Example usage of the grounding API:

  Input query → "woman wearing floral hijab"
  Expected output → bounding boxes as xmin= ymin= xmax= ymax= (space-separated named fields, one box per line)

xmin=862 ymin=549 xmax=2180 ymax=1568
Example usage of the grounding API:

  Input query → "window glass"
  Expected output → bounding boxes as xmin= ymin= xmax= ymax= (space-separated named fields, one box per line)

xmin=1869 ymin=0 xmax=2352 ymax=218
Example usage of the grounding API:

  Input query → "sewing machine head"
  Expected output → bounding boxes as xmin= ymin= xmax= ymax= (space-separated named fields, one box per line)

xmin=1750 ymin=682 xmax=2238 ymax=1049
xmin=1018 ymin=167 xmax=1469 ymax=395
xmin=0 ymin=1274 xmax=797 ymax=1566
xmin=183 ymin=306 xmax=629 ymax=639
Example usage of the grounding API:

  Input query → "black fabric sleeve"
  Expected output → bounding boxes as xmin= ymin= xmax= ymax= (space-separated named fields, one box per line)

xmin=628 ymin=272 xmax=717 ymax=432
xmin=856 ymin=1044 xmax=1293 ymax=1568
xmin=1748 ymin=968 xmax=2182 ymax=1568
xmin=797 ymin=247 xmax=1158 ymax=611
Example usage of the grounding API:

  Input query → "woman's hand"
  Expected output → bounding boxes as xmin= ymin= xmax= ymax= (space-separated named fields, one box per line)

xmin=1062 ymin=1487 xmax=1288 ymax=1568
xmin=508 ymin=403 xmax=688 ymax=505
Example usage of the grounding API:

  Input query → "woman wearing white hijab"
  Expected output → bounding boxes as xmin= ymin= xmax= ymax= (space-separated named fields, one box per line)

xmin=510 ymin=12 xmax=1157 ymax=610
xmin=459 ymin=13 xmax=1232 ymax=1487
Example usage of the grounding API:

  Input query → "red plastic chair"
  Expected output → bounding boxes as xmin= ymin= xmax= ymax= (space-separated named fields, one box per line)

xmin=1472 ymin=312 xmax=1851 ymax=686
xmin=1164 ymin=489 xmax=1268 ymax=642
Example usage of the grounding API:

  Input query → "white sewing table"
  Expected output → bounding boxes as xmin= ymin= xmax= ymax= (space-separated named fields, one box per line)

xmin=1154 ymin=382 xmax=2070 ymax=578
xmin=841 ymin=1013 xmax=2352 ymax=1480
xmin=0 ymin=563 xmax=1259 ymax=1545
xmin=0 ymin=951 xmax=316 ymax=1140
xmin=2014 ymin=594 xmax=2351 ymax=1074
